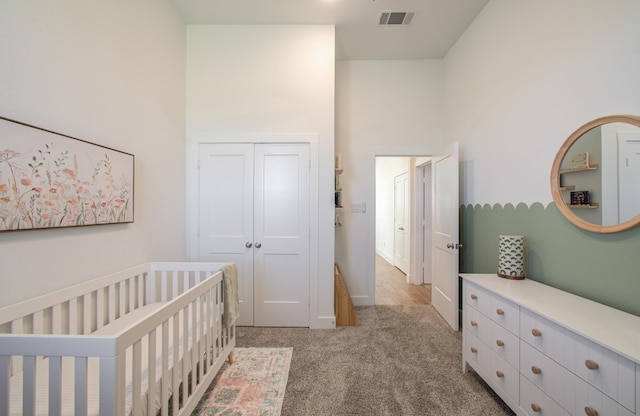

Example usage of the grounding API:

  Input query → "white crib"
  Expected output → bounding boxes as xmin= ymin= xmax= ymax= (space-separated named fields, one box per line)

xmin=0 ymin=262 xmax=237 ymax=416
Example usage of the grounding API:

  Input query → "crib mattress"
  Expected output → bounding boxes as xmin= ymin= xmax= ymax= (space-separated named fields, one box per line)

xmin=9 ymin=302 xmax=208 ymax=416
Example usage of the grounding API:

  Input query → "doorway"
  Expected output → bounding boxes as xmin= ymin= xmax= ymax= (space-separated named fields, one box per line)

xmin=374 ymin=156 xmax=432 ymax=305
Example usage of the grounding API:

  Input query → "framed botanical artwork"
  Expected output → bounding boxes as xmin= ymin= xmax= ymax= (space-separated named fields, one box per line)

xmin=0 ymin=116 xmax=134 ymax=232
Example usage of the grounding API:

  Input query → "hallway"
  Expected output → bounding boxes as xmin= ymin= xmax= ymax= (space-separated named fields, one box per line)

xmin=375 ymin=255 xmax=431 ymax=305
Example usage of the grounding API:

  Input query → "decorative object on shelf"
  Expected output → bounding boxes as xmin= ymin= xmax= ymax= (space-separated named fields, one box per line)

xmin=570 ymin=151 xmax=589 ymax=169
xmin=570 ymin=190 xmax=590 ymax=206
xmin=0 ymin=116 xmax=134 ymax=232
xmin=497 ymin=235 xmax=525 ymax=280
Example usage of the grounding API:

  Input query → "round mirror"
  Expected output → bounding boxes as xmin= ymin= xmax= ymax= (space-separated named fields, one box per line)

xmin=550 ymin=115 xmax=640 ymax=233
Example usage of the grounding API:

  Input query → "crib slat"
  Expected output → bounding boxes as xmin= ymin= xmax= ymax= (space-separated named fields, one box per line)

xmin=51 ymin=304 xmax=62 ymax=335
xmin=49 ymin=356 xmax=62 ymax=416
xmin=132 ymin=339 xmax=142 ymax=416
xmin=83 ymin=293 xmax=92 ymax=334
xmin=172 ymin=271 xmax=179 ymax=300
xmin=33 ymin=310 xmax=43 ymax=334
xmin=75 ymin=357 xmax=88 ymax=415
xmin=69 ymin=298 xmax=78 ymax=335
xmin=108 ymin=284 xmax=116 ymax=324
xmin=191 ymin=299 xmax=198 ymax=394
xmin=183 ymin=272 xmax=190 ymax=295
xmin=138 ymin=273 xmax=145 ymax=307
xmin=99 ymin=354 xmax=125 ymax=416
xmin=182 ymin=305 xmax=189 ymax=405
xmin=161 ymin=320 xmax=169 ymax=416
xmin=96 ymin=289 xmax=105 ymax=330
xmin=129 ymin=278 xmax=136 ymax=312
xmin=0 ymin=356 xmax=10 ymax=416
xmin=161 ymin=271 xmax=168 ymax=302
xmin=23 ymin=356 xmax=36 ymax=416
xmin=119 ymin=281 xmax=126 ymax=318
xmin=172 ymin=313 xmax=179 ymax=415
xmin=198 ymin=295 xmax=205 ymax=381
xmin=147 ymin=328 xmax=157 ymax=416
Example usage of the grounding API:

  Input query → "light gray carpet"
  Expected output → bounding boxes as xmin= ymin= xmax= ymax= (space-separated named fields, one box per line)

xmin=236 ymin=305 xmax=515 ymax=416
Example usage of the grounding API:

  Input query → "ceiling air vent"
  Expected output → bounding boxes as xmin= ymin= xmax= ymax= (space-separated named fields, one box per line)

xmin=379 ymin=11 xmax=415 ymax=26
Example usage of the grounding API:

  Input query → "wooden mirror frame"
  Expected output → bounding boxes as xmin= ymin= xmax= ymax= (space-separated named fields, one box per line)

xmin=551 ymin=115 xmax=640 ymax=233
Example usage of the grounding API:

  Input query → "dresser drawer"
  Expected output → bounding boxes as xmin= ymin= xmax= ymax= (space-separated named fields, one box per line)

xmin=520 ymin=375 xmax=571 ymax=416
xmin=464 ymin=281 xmax=519 ymax=335
xmin=485 ymin=349 xmax=520 ymax=404
xmin=576 ymin=377 xmax=635 ymax=416
xmin=485 ymin=316 xmax=519 ymax=368
xmin=520 ymin=341 xmax=575 ymax=412
xmin=521 ymin=308 xmax=576 ymax=370
xmin=575 ymin=335 xmax=636 ymax=413
xmin=464 ymin=304 xmax=486 ymax=340
xmin=464 ymin=330 xmax=483 ymax=370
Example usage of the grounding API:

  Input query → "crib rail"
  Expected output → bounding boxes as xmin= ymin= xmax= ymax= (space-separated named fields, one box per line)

xmin=0 ymin=262 xmax=235 ymax=416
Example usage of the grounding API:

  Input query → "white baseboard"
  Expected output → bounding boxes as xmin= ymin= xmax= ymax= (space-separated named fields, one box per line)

xmin=311 ymin=315 xmax=337 ymax=329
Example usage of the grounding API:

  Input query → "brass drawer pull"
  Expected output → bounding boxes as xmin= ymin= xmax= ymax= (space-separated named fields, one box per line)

xmin=584 ymin=406 xmax=599 ymax=416
xmin=496 ymin=370 xmax=504 ymax=378
xmin=531 ymin=328 xmax=542 ymax=337
xmin=470 ymin=320 xmax=478 ymax=327
xmin=496 ymin=339 xmax=505 ymax=347
xmin=585 ymin=359 xmax=599 ymax=370
xmin=470 ymin=347 xmax=477 ymax=353
xmin=531 ymin=403 xmax=542 ymax=413
xmin=496 ymin=308 xmax=505 ymax=315
xmin=470 ymin=294 xmax=478 ymax=300
xmin=531 ymin=365 xmax=542 ymax=375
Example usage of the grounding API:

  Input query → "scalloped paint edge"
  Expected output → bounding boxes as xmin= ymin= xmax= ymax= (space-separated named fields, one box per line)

xmin=460 ymin=202 xmax=556 ymax=211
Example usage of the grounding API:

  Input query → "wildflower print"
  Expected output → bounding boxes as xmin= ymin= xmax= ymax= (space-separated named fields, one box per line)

xmin=0 ymin=117 xmax=134 ymax=231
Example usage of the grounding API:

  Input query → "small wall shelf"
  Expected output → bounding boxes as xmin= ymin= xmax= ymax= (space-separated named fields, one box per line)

xmin=569 ymin=203 xmax=599 ymax=209
xmin=559 ymin=185 xmax=575 ymax=191
xmin=559 ymin=164 xmax=599 ymax=175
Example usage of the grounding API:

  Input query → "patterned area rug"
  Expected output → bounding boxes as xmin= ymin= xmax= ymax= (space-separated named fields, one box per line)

xmin=193 ymin=348 xmax=293 ymax=416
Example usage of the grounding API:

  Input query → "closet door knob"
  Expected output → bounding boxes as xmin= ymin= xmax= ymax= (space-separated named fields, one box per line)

xmin=245 ymin=242 xmax=252 ymax=248
xmin=255 ymin=242 xmax=262 ymax=248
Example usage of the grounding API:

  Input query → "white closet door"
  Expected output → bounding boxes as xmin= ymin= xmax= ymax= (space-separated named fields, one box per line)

xmin=254 ymin=144 xmax=310 ymax=327
xmin=198 ymin=143 xmax=255 ymax=326
xmin=394 ymin=172 xmax=410 ymax=274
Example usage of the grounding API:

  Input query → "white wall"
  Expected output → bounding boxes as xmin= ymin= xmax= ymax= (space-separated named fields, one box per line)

xmin=336 ymin=60 xmax=444 ymax=304
xmin=0 ymin=1 xmax=187 ymax=307
xmin=185 ymin=25 xmax=336 ymax=328
xmin=375 ymin=157 xmax=410 ymax=263
xmin=444 ymin=0 xmax=640 ymax=207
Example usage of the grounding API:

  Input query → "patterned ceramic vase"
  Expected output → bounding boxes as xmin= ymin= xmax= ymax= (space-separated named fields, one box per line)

xmin=497 ymin=235 xmax=525 ymax=280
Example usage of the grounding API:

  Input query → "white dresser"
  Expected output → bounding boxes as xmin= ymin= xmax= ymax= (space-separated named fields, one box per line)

xmin=461 ymin=274 xmax=640 ymax=416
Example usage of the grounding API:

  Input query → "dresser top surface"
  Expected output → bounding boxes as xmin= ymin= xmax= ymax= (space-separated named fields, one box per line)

xmin=460 ymin=273 xmax=640 ymax=364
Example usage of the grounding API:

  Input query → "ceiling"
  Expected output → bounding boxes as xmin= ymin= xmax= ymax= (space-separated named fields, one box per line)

xmin=167 ymin=0 xmax=489 ymax=60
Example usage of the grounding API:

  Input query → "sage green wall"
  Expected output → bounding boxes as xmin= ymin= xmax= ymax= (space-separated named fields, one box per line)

xmin=460 ymin=203 xmax=640 ymax=317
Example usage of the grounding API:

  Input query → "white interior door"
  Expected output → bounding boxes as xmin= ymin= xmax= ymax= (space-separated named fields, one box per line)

xmin=431 ymin=142 xmax=460 ymax=330
xmin=618 ymin=133 xmax=640 ymax=223
xmin=198 ymin=143 xmax=254 ymax=326
xmin=254 ymin=144 xmax=310 ymax=327
xmin=394 ymin=172 xmax=410 ymax=274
